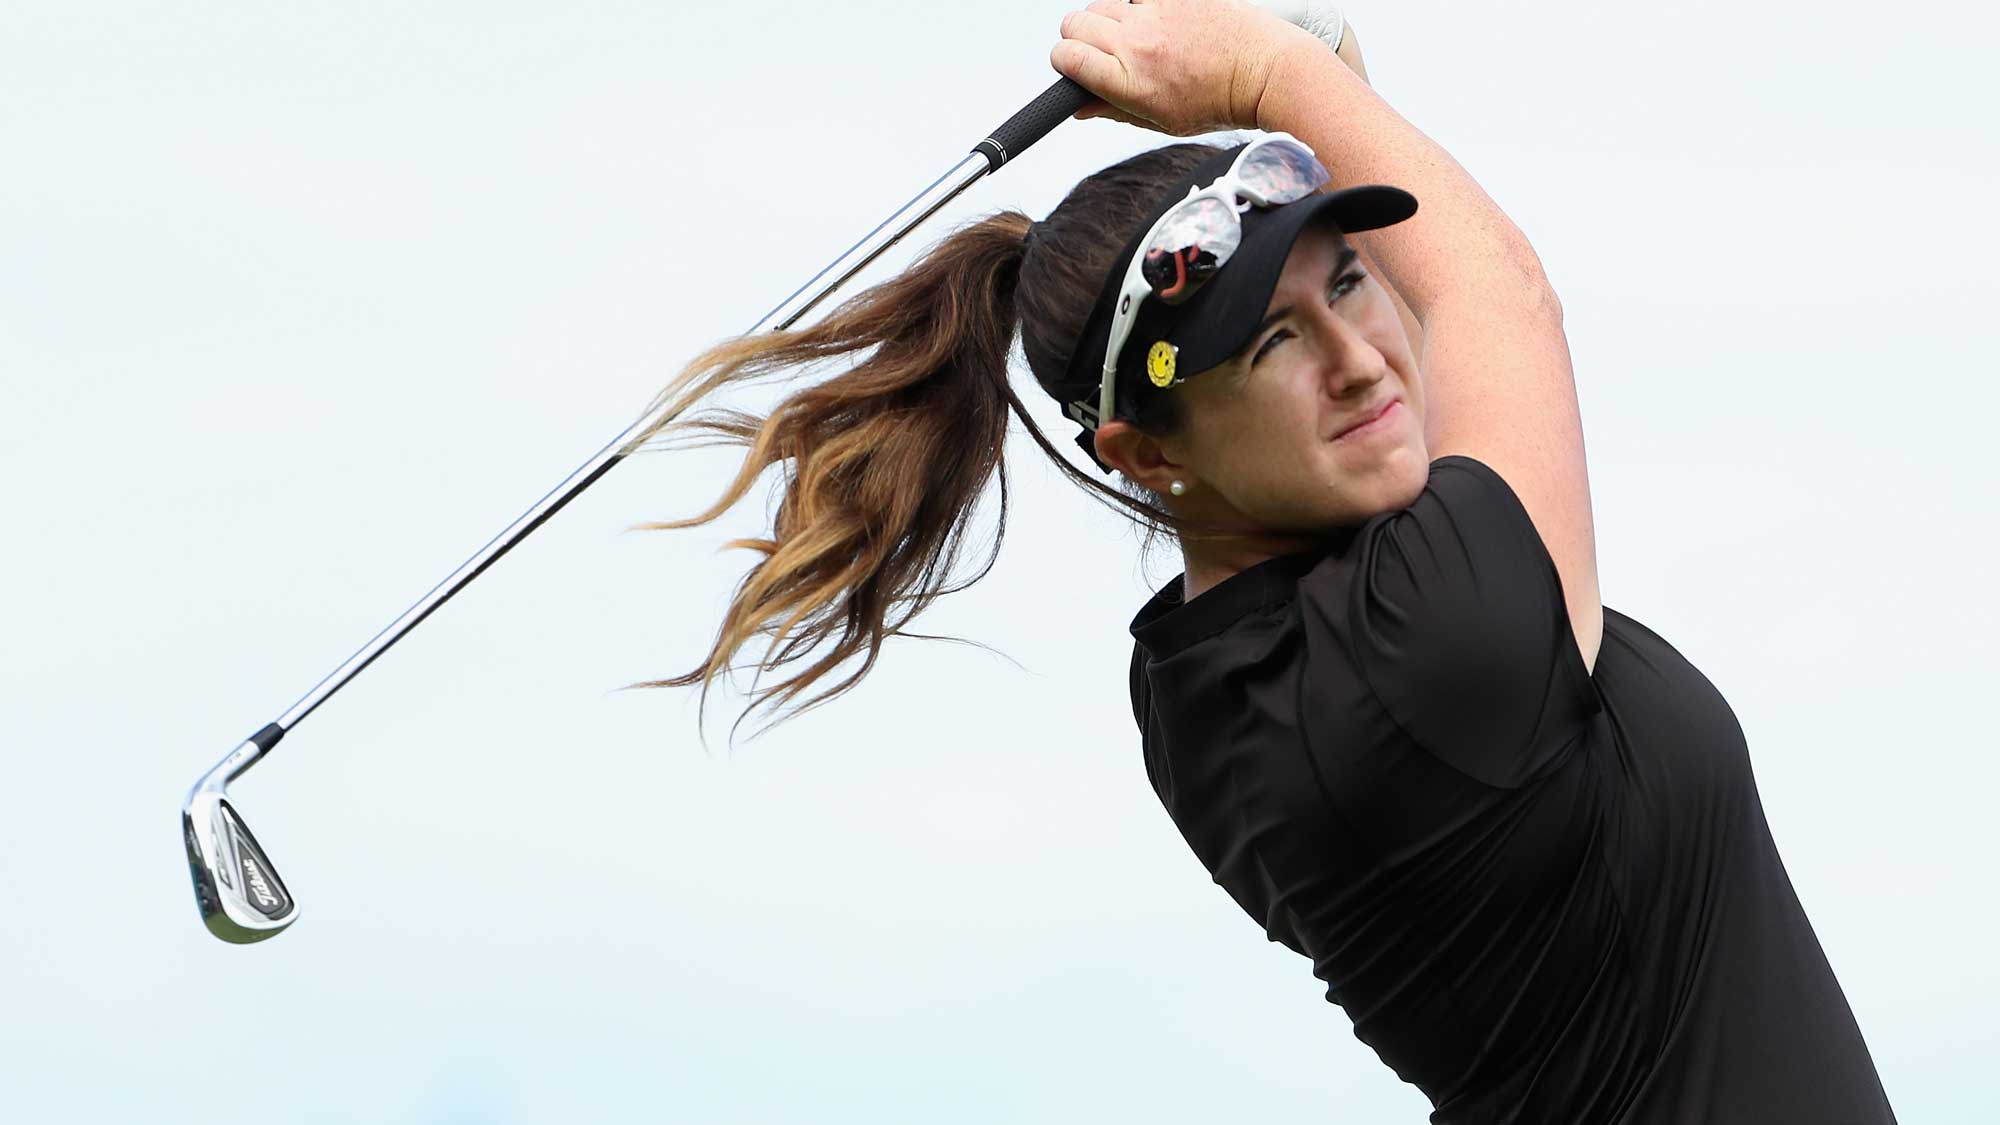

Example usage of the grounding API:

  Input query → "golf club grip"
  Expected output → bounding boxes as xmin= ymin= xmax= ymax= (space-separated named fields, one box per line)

xmin=973 ymin=1 xmax=1345 ymax=170
xmin=975 ymin=76 xmax=1092 ymax=170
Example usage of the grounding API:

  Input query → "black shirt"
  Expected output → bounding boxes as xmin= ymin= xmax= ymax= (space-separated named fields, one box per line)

xmin=1127 ymin=455 xmax=1897 ymax=1124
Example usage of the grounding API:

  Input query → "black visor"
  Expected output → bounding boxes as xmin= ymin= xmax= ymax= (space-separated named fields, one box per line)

xmin=1053 ymin=141 xmax=1419 ymax=471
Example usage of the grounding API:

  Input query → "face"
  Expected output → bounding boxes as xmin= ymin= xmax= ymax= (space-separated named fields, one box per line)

xmin=1099 ymin=222 xmax=1429 ymax=536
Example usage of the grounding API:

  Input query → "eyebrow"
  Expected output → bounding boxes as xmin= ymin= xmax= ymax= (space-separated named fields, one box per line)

xmin=1248 ymin=244 xmax=1360 ymax=341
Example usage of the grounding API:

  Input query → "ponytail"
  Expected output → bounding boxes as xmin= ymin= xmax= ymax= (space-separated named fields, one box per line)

xmin=627 ymin=210 xmax=1041 ymax=743
xmin=627 ymin=140 xmax=1235 ymax=744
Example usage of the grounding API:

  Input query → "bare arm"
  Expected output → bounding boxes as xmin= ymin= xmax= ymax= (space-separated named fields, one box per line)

xmin=1259 ymin=27 xmax=1602 ymax=674
xmin=1326 ymin=25 xmax=1426 ymax=371
xmin=1258 ymin=31 xmax=1555 ymax=322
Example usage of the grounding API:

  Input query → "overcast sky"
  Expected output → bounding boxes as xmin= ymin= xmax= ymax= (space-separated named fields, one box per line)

xmin=4 ymin=2 xmax=1994 ymax=1121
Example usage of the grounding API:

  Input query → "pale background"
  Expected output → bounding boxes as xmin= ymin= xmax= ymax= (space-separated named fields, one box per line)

xmin=4 ymin=1 xmax=1993 ymax=1121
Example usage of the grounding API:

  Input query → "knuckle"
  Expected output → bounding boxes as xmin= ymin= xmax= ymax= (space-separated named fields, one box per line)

xmin=1051 ymin=39 xmax=1087 ymax=78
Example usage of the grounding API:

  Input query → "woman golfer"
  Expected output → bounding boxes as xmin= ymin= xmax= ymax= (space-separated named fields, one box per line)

xmin=639 ymin=2 xmax=1898 ymax=1120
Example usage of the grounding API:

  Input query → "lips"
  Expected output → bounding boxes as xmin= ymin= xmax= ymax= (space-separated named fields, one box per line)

xmin=1334 ymin=398 xmax=1399 ymax=440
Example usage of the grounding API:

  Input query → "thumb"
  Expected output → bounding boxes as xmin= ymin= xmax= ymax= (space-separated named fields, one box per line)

xmin=1074 ymin=95 xmax=1146 ymax=128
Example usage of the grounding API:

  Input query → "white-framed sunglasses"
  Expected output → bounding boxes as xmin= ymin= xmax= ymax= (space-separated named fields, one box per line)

xmin=1070 ymin=130 xmax=1332 ymax=433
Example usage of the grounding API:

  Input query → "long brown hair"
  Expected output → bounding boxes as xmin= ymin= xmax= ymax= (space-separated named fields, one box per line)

xmin=629 ymin=140 xmax=1233 ymax=743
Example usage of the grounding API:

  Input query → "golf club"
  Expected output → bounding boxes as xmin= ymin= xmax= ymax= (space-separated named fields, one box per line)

xmin=183 ymin=0 xmax=1350 ymax=944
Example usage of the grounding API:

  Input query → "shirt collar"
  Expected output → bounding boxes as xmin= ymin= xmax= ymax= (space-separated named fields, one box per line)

xmin=1128 ymin=529 xmax=1360 ymax=657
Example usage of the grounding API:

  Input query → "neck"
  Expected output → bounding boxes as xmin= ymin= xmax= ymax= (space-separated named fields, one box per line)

xmin=1178 ymin=529 xmax=1322 ymax=602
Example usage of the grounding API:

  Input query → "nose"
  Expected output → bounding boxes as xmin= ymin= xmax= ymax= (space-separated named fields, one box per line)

xmin=1301 ymin=301 xmax=1389 ymax=393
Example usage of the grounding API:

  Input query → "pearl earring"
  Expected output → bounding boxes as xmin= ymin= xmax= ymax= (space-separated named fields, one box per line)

xmin=1169 ymin=480 xmax=1187 ymax=497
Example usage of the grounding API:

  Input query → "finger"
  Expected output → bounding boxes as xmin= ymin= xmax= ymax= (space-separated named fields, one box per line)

xmin=1050 ymin=37 xmax=1129 ymax=103
xmin=1082 ymin=0 xmax=1134 ymax=19
xmin=1070 ymin=93 xmax=1144 ymax=130
xmin=1093 ymin=105 xmax=1151 ymax=130
xmin=1059 ymin=8 xmax=1125 ymax=49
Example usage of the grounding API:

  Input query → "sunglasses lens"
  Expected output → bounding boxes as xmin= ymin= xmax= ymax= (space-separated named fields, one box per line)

xmin=1140 ymin=195 xmax=1240 ymax=304
xmin=1238 ymin=140 xmax=1330 ymax=204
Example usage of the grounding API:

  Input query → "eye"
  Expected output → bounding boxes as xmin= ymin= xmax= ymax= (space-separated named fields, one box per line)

xmin=1250 ymin=269 xmax=1367 ymax=365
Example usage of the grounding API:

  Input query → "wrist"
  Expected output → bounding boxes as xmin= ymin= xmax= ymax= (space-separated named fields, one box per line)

xmin=1251 ymin=30 xmax=1346 ymax=133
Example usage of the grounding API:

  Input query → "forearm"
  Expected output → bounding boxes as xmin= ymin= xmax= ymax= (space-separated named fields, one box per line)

xmin=1325 ymin=25 xmax=1427 ymax=359
xmin=1257 ymin=29 xmax=1557 ymax=325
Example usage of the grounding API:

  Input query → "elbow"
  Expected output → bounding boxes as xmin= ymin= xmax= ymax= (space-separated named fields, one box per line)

xmin=1513 ymin=249 xmax=1564 ymax=324
xmin=1535 ymin=278 xmax=1564 ymax=325
xmin=1468 ymin=254 xmax=1564 ymax=327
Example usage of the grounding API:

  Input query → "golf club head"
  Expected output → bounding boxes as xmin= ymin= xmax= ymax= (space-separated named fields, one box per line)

xmin=183 ymin=728 xmax=297 ymax=943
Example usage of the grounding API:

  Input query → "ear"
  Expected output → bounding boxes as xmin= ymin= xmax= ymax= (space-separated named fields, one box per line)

xmin=1092 ymin=419 xmax=1188 ymax=497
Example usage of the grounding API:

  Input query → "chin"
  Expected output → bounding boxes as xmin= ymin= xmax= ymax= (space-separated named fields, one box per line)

xmin=1338 ymin=450 xmax=1429 ymax=520
xmin=1385 ymin=444 xmax=1432 ymax=503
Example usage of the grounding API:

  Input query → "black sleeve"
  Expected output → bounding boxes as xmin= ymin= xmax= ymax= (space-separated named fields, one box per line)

xmin=1333 ymin=455 xmax=1600 ymax=788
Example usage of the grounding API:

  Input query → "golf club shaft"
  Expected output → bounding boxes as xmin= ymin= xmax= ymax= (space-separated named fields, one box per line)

xmin=266 ymin=110 xmax=1076 ymax=742
xmin=254 ymin=3 xmax=1348 ymax=747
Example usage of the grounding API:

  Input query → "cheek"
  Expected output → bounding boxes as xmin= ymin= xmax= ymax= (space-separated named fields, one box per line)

xmin=1244 ymin=390 xmax=1336 ymax=484
xmin=1367 ymin=297 xmax=1418 ymax=367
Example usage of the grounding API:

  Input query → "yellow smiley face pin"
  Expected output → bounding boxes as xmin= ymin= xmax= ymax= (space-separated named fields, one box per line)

xmin=1146 ymin=340 xmax=1179 ymax=387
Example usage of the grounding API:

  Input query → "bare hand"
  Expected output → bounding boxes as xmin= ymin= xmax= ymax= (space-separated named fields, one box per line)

xmin=1050 ymin=0 xmax=1313 ymax=136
